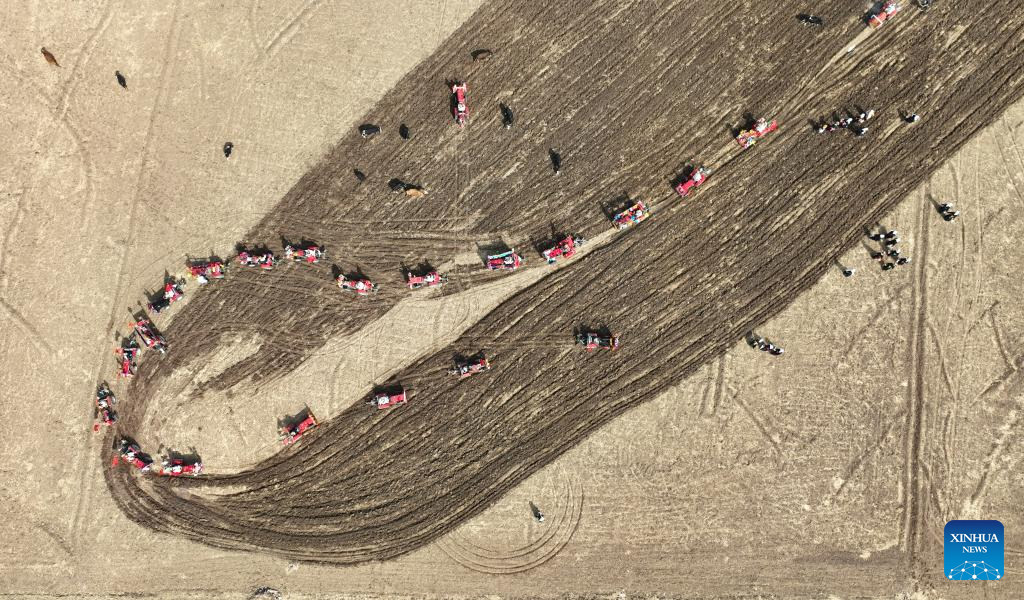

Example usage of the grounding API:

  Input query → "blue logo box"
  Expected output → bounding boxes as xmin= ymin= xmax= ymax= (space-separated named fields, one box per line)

xmin=945 ymin=520 xmax=1004 ymax=581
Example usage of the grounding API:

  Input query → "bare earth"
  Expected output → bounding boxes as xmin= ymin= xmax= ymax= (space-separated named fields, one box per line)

xmin=1 ymin=1 xmax=1023 ymax=599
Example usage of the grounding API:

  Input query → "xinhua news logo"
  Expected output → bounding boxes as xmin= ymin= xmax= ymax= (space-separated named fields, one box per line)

xmin=944 ymin=520 xmax=1004 ymax=581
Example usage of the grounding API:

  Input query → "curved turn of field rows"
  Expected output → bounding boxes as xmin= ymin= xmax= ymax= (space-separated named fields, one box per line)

xmin=436 ymin=467 xmax=583 ymax=574
xmin=105 ymin=0 xmax=1024 ymax=563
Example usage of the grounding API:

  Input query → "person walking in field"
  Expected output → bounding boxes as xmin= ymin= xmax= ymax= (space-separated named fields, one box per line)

xmin=501 ymin=103 xmax=515 ymax=129
xmin=549 ymin=149 xmax=562 ymax=175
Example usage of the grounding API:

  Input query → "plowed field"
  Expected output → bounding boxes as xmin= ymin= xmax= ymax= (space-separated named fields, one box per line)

xmin=103 ymin=0 xmax=1024 ymax=571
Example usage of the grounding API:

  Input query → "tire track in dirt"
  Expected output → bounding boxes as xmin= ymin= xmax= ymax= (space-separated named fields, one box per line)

xmin=966 ymin=408 xmax=1020 ymax=512
xmin=436 ymin=470 xmax=582 ymax=574
xmin=102 ymin=0 xmax=1024 ymax=564
xmin=100 ymin=0 xmax=183 ymax=332
xmin=78 ymin=0 xmax=184 ymax=541
xmin=901 ymin=190 xmax=931 ymax=577
xmin=830 ymin=418 xmax=902 ymax=503
xmin=54 ymin=0 xmax=113 ymax=232
xmin=0 ymin=53 xmax=113 ymax=549
xmin=261 ymin=0 xmax=325 ymax=59
xmin=0 ymin=65 xmax=95 ymax=305
xmin=933 ymin=142 xmax=980 ymax=532
xmin=699 ymin=355 xmax=727 ymax=418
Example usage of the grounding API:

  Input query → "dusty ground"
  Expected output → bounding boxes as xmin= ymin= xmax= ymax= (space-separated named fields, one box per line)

xmin=2 ymin=0 xmax=1023 ymax=599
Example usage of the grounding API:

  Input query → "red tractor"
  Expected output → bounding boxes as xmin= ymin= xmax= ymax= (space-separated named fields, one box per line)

xmin=284 ymin=244 xmax=324 ymax=264
xmin=612 ymin=200 xmax=650 ymax=230
xmin=406 ymin=270 xmax=447 ymax=289
xmin=132 ymin=319 xmax=167 ymax=354
xmin=371 ymin=387 xmax=408 ymax=410
xmin=238 ymin=250 xmax=274 ymax=270
xmin=95 ymin=384 xmax=117 ymax=427
xmin=452 ymin=82 xmax=468 ymax=126
xmin=542 ymin=235 xmax=585 ymax=264
xmin=736 ymin=118 xmax=778 ymax=149
xmin=188 ymin=260 xmax=225 ymax=284
xmin=577 ymin=330 xmax=620 ymax=351
xmin=867 ymin=1 xmax=900 ymax=28
xmin=118 ymin=439 xmax=153 ymax=472
xmin=674 ymin=166 xmax=710 ymax=197
xmin=147 ymin=282 xmax=184 ymax=315
xmin=450 ymin=354 xmax=490 ymax=378
xmin=115 ymin=339 xmax=139 ymax=378
xmin=337 ymin=274 xmax=377 ymax=295
xmin=486 ymin=250 xmax=523 ymax=271
xmin=280 ymin=411 xmax=318 ymax=445
xmin=160 ymin=457 xmax=203 ymax=477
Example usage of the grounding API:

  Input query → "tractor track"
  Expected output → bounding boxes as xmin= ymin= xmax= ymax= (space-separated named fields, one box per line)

xmin=102 ymin=0 xmax=1024 ymax=565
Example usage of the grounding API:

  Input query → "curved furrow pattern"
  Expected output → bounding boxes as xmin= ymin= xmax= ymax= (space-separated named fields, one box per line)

xmin=104 ymin=0 xmax=1024 ymax=563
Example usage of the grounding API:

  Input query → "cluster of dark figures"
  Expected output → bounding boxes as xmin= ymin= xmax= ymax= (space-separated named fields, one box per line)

xmin=798 ymin=0 xmax=930 ymax=27
xmin=815 ymin=108 xmax=876 ymax=137
xmin=798 ymin=14 xmax=825 ymax=27
xmin=867 ymin=227 xmax=910 ymax=271
xmin=840 ymin=198 xmax=957 ymax=277
xmin=937 ymin=202 xmax=960 ymax=222
xmin=746 ymin=333 xmax=784 ymax=356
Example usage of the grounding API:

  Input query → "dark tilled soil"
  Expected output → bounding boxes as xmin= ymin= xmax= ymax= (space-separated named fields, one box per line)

xmin=105 ymin=0 xmax=1024 ymax=574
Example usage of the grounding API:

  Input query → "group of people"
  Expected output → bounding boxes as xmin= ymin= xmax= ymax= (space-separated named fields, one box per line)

xmin=815 ymin=108 xmax=923 ymax=137
xmin=815 ymin=108 xmax=875 ymax=136
xmin=868 ymin=228 xmax=911 ymax=271
xmin=747 ymin=333 xmax=785 ymax=356
xmin=937 ymin=202 xmax=961 ymax=222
